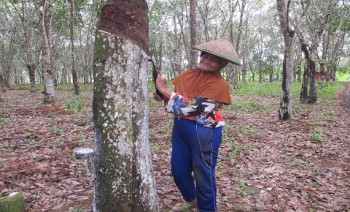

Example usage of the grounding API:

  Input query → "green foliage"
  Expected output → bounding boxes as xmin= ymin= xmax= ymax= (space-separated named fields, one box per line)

xmin=147 ymin=81 xmax=174 ymax=94
xmin=241 ymin=144 xmax=251 ymax=151
xmin=310 ymin=133 xmax=324 ymax=144
xmin=66 ymin=93 xmax=84 ymax=112
xmin=232 ymin=81 xmax=301 ymax=97
xmin=18 ymin=84 xmax=30 ymax=90
xmin=288 ymin=161 xmax=296 ymax=169
xmin=27 ymin=139 xmax=37 ymax=145
xmin=147 ymin=82 xmax=156 ymax=94
xmin=230 ymin=99 xmax=268 ymax=114
xmin=0 ymin=117 xmax=7 ymax=125
xmin=149 ymin=1 xmax=163 ymax=26
xmin=336 ymin=71 xmax=350 ymax=81
xmin=66 ymin=102 xmax=82 ymax=112
xmin=77 ymin=103 xmax=82 ymax=112
xmin=30 ymin=194 xmax=41 ymax=200
xmin=236 ymin=178 xmax=260 ymax=198
xmin=317 ymin=81 xmax=343 ymax=100
xmin=286 ymin=155 xmax=319 ymax=173
xmin=70 ymin=208 xmax=86 ymax=212
xmin=20 ymin=131 xmax=32 ymax=138
xmin=314 ymin=111 xmax=336 ymax=125
xmin=240 ymin=124 xmax=259 ymax=134
xmin=232 ymin=81 xmax=343 ymax=101
xmin=150 ymin=143 xmax=161 ymax=155
xmin=50 ymin=126 xmax=61 ymax=136
xmin=229 ymin=141 xmax=238 ymax=159
xmin=67 ymin=102 xmax=73 ymax=110
xmin=3 ymin=0 xmax=19 ymax=3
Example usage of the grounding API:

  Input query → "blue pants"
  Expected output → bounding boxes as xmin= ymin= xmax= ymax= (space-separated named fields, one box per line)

xmin=171 ymin=118 xmax=222 ymax=212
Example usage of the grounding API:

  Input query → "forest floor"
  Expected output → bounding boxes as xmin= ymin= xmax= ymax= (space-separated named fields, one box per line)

xmin=0 ymin=82 xmax=349 ymax=212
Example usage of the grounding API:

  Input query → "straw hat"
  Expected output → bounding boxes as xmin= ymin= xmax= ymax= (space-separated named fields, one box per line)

xmin=193 ymin=38 xmax=241 ymax=66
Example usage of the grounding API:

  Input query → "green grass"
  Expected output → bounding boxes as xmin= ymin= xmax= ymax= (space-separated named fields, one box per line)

xmin=310 ymin=133 xmax=324 ymax=144
xmin=148 ymin=81 xmax=174 ymax=94
xmin=233 ymin=81 xmax=304 ymax=98
xmin=236 ymin=178 xmax=260 ymax=198
xmin=232 ymin=81 xmax=301 ymax=97
xmin=226 ymin=98 xmax=270 ymax=114
xmin=317 ymin=81 xmax=344 ymax=99
xmin=232 ymin=81 xmax=344 ymax=100
xmin=336 ymin=72 xmax=350 ymax=81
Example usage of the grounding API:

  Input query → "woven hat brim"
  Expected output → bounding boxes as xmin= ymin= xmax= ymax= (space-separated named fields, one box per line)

xmin=193 ymin=38 xmax=242 ymax=66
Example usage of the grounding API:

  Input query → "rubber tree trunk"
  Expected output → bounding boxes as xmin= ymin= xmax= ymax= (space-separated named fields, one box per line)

xmin=189 ymin=0 xmax=197 ymax=69
xmin=300 ymin=43 xmax=309 ymax=103
xmin=34 ymin=0 xmax=55 ymax=102
xmin=28 ymin=64 xmax=36 ymax=92
xmin=92 ymin=1 xmax=159 ymax=211
xmin=277 ymin=0 xmax=294 ymax=120
xmin=70 ymin=0 xmax=79 ymax=95
xmin=231 ymin=0 xmax=245 ymax=88
xmin=22 ymin=0 xmax=37 ymax=93
xmin=300 ymin=42 xmax=318 ymax=103
xmin=308 ymin=53 xmax=317 ymax=103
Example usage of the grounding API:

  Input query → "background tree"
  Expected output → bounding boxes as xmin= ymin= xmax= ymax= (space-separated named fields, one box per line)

xmin=70 ymin=0 xmax=79 ymax=94
xmin=322 ymin=4 xmax=350 ymax=82
xmin=189 ymin=0 xmax=198 ymax=68
xmin=92 ymin=0 xmax=159 ymax=210
xmin=0 ymin=0 xmax=348 ymax=105
xmin=34 ymin=0 xmax=55 ymax=102
xmin=0 ymin=2 xmax=22 ymax=90
xmin=231 ymin=0 xmax=246 ymax=88
xmin=170 ymin=0 xmax=182 ymax=75
xmin=293 ymin=0 xmax=335 ymax=103
xmin=17 ymin=0 xmax=40 ymax=92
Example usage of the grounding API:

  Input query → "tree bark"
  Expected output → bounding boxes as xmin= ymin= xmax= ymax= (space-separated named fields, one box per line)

xmin=92 ymin=1 xmax=159 ymax=211
xmin=189 ymin=0 xmax=198 ymax=68
xmin=300 ymin=43 xmax=309 ymax=103
xmin=258 ymin=33 xmax=264 ymax=83
xmin=197 ymin=0 xmax=211 ymax=41
xmin=277 ymin=0 xmax=294 ymax=120
xmin=172 ymin=4 xmax=181 ymax=74
xmin=21 ymin=0 xmax=37 ymax=92
xmin=34 ymin=0 xmax=55 ymax=102
xmin=27 ymin=64 xmax=36 ymax=92
xmin=308 ymin=52 xmax=317 ymax=103
xmin=230 ymin=0 xmax=245 ymax=89
xmin=70 ymin=0 xmax=79 ymax=94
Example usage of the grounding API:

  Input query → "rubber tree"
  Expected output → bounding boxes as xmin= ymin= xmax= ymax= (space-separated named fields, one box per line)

xmin=20 ymin=0 xmax=38 ymax=92
xmin=276 ymin=0 xmax=295 ymax=120
xmin=189 ymin=0 xmax=198 ymax=68
xmin=323 ymin=7 xmax=350 ymax=82
xmin=34 ymin=0 xmax=55 ymax=102
xmin=231 ymin=0 xmax=245 ymax=88
xmin=70 ymin=0 xmax=79 ymax=94
xmin=92 ymin=0 xmax=159 ymax=211
xmin=294 ymin=0 xmax=335 ymax=103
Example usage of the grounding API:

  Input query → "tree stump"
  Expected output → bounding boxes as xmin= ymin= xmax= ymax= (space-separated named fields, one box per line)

xmin=0 ymin=192 xmax=25 ymax=212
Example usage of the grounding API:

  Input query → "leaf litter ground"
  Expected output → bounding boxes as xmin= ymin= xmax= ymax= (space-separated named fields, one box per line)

xmin=0 ymin=83 xmax=349 ymax=211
